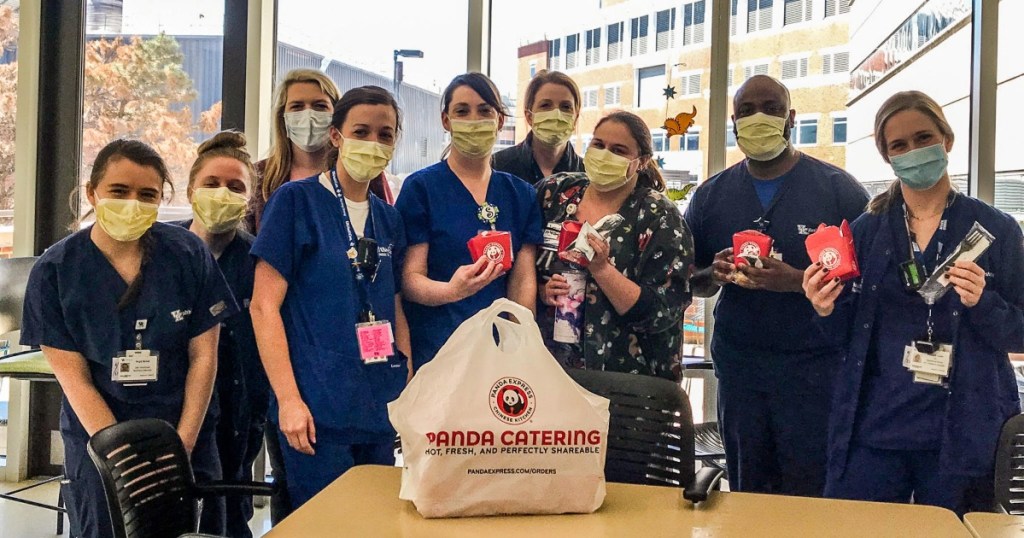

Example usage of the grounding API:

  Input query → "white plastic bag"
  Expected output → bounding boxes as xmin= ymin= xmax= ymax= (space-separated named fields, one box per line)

xmin=388 ymin=299 xmax=610 ymax=518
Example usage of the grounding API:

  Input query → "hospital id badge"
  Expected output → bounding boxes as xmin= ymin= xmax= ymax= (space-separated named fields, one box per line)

xmin=902 ymin=341 xmax=952 ymax=378
xmin=111 ymin=349 xmax=159 ymax=385
xmin=356 ymin=320 xmax=394 ymax=364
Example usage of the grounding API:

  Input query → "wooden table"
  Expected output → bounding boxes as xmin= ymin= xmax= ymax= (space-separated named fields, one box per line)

xmin=964 ymin=512 xmax=1024 ymax=537
xmin=267 ymin=465 xmax=971 ymax=537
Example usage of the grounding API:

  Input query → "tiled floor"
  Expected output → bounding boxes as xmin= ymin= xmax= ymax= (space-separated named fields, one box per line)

xmin=0 ymin=478 xmax=274 ymax=537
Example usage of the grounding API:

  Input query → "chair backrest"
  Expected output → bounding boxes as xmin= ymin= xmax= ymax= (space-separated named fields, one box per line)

xmin=87 ymin=418 xmax=200 ymax=538
xmin=567 ymin=369 xmax=696 ymax=488
xmin=0 ymin=256 xmax=38 ymax=335
xmin=996 ymin=413 xmax=1024 ymax=513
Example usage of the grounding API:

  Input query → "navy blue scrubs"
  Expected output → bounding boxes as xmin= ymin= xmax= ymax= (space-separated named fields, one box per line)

xmin=20 ymin=223 xmax=238 ymax=538
xmin=819 ymin=193 xmax=1024 ymax=514
xmin=684 ymin=154 xmax=868 ymax=496
xmin=179 ymin=221 xmax=268 ymax=538
xmin=250 ymin=173 xmax=408 ymax=509
xmin=395 ymin=161 xmax=544 ymax=369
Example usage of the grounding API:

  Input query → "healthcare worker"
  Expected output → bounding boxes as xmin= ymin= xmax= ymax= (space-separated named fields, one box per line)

xmin=685 ymin=75 xmax=868 ymax=496
xmin=537 ymin=111 xmax=693 ymax=381
xmin=251 ymin=85 xmax=410 ymax=510
xmin=493 ymin=69 xmax=584 ymax=185
xmin=21 ymin=139 xmax=237 ymax=537
xmin=183 ymin=131 xmax=268 ymax=538
xmin=396 ymin=72 xmax=543 ymax=370
xmin=804 ymin=90 xmax=1024 ymax=514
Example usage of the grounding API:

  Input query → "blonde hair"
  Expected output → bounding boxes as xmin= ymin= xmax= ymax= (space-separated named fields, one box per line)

xmin=260 ymin=69 xmax=340 ymax=203
xmin=867 ymin=91 xmax=955 ymax=214
xmin=188 ymin=130 xmax=256 ymax=195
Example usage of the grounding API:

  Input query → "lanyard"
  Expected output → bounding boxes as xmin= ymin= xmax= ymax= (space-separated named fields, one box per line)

xmin=751 ymin=175 xmax=792 ymax=234
xmin=900 ymin=191 xmax=956 ymax=340
xmin=328 ymin=169 xmax=375 ymax=318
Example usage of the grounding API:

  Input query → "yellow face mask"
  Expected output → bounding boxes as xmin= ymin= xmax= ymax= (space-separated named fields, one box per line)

xmin=191 ymin=187 xmax=248 ymax=234
xmin=735 ymin=112 xmax=789 ymax=161
xmin=584 ymin=147 xmax=636 ymax=192
xmin=340 ymin=137 xmax=394 ymax=183
xmin=94 ymin=198 xmax=159 ymax=242
xmin=531 ymin=109 xmax=575 ymax=146
xmin=449 ymin=119 xmax=498 ymax=158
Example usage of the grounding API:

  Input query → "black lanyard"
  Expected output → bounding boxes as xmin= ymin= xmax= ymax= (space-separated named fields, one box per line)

xmin=751 ymin=175 xmax=792 ymax=234
xmin=328 ymin=169 xmax=375 ymax=318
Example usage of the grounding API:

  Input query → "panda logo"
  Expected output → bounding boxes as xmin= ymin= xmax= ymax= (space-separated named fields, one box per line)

xmin=819 ymin=247 xmax=841 ymax=270
xmin=739 ymin=241 xmax=762 ymax=258
xmin=483 ymin=242 xmax=505 ymax=263
xmin=490 ymin=377 xmax=536 ymax=425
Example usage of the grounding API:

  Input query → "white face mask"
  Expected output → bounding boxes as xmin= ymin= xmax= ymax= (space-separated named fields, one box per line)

xmin=284 ymin=109 xmax=333 ymax=153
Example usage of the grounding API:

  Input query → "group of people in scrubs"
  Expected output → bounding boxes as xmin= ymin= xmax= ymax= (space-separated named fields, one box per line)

xmin=19 ymin=61 xmax=1022 ymax=538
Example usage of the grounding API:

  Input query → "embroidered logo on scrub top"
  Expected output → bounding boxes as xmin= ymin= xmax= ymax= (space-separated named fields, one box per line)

xmin=483 ymin=242 xmax=506 ymax=263
xmin=819 ymin=248 xmax=841 ymax=270
xmin=490 ymin=377 xmax=536 ymax=425
xmin=377 ymin=245 xmax=393 ymax=258
xmin=170 ymin=309 xmax=192 ymax=322
xmin=797 ymin=224 xmax=815 ymax=235
xmin=209 ymin=301 xmax=227 ymax=317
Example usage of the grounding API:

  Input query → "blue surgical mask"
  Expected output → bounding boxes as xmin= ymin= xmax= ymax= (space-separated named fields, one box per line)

xmin=889 ymin=143 xmax=948 ymax=190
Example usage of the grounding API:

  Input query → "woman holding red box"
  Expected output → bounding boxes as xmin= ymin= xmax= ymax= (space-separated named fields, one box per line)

xmin=537 ymin=111 xmax=694 ymax=381
xmin=804 ymin=91 xmax=1024 ymax=514
xmin=396 ymin=73 xmax=543 ymax=371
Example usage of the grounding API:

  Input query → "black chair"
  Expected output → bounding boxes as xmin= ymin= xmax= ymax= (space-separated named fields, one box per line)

xmin=995 ymin=413 xmax=1024 ymax=513
xmin=87 ymin=418 xmax=275 ymax=538
xmin=567 ymin=369 xmax=723 ymax=503
xmin=694 ymin=422 xmax=728 ymax=476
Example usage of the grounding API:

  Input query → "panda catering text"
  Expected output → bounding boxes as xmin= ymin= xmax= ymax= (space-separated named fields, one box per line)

xmin=422 ymin=430 xmax=603 ymax=456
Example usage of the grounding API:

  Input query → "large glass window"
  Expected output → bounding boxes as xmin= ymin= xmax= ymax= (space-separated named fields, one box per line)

xmin=277 ymin=0 xmax=468 ymax=188
xmin=82 ymin=0 xmax=225 ymax=219
xmin=0 ymin=0 xmax=16 ymax=464
xmin=994 ymin=0 xmax=1024 ymax=222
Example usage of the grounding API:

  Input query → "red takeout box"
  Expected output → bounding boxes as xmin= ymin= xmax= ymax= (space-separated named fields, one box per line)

xmin=732 ymin=230 xmax=774 ymax=266
xmin=805 ymin=219 xmax=860 ymax=281
xmin=557 ymin=221 xmax=589 ymax=267
xmin=467 ymin=231 xmax=514 ymax=272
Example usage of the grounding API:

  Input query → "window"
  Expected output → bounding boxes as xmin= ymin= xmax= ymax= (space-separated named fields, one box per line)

xmin=549 ymin=38 xmax=561 ymax=70
xmin=529 ymin=60 xmax=537 ymax=78
xmin=744 ymin=62 xmax=769 ymax=80
xmin=582 ymin=88 xmax=599 ymax=108
xmin=682 ymin=1 xmax=706 ymax=46
xmin=684 ymin=131 xmax=701 ymax=152
xmin=585 ymin=27 xmax=601 ymax=66
xmin=822 ymin=51 xmax=850 ymax=75
xmin=607 ymin=21 xmax=624 ymax=61
xmin=83 ymin=1 xmax=225 ymax=215
xmin=747 ymin=0 xmax=774 ymax=33
xmin=682 ymin=73 xmax=702 ymax=96
xmin=794 ymin=118 xmax=818 ymax=146
xmin=565 ymin=33 xmax=580 ymax=69
xmin=604 ymin=85 xmax=621 ymax=106
xmin=728 ymin=66 xmax=734 ymax=87
xmin=0 ymin=3 xmax=17 ymax=259
xmin=655 ymin=8 xmax=676 ymax=52
xmin=652 ymin=131 xmax=669 ymax=152
xmin=784 ymin=0 xmax=813 ymax=26
xmin=781 ymin=57 xmax=808 ymax=80
xmin=630 ymin=15 xmax=649 ymax=56
xmin=637 ymin=65 xmax=665 ymax=109
xmin=580 ymin=134 xmax=593 ymax=154
xmin=731 ymin=0 xmax=739 ymax=36
xmin=825 ymin=0 xmax=851 ymax=17
xmin=726 ymin=122 xmax=737 ymax=147
xmin=832 ymin=115 xmax=847 ymax=144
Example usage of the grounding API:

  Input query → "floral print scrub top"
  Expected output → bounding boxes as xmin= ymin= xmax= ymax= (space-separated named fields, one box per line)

xmin=536 ymin=172 xmax=694 ymax=381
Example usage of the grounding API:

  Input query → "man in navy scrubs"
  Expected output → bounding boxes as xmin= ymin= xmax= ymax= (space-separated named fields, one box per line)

xmin=685 ymin=75 xmax=869 ymax=496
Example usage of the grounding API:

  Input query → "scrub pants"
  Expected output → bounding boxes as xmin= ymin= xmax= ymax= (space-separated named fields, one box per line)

xmin=825 ymin=444 xmax=992 ymax=516
xmin=217 ymin=418 xmax=266 ymax=538
xmin=62 ymin=427 xmax=224 ymax=538
xmin=277 ymin=427 xmax=394 ymax=510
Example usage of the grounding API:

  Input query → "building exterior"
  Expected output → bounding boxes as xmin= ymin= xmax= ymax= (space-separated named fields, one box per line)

xmin=516 ymin=0 xmax=854 ymax=185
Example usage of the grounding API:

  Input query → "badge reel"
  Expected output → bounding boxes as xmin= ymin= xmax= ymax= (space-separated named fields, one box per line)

xmin=111 ymin=319 xmax=159 ymax=386
xmin=353 ymin=238 xmax=393 ymax=364
xmin=899 ymin=259 xmax=926 ymax=292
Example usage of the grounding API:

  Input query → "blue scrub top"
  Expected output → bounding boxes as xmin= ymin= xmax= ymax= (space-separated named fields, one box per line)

xmin=395 ymin=161 xmax=544 ymax=369
xmin=20 ymin=223 xmax=238 ymax=439
xmin=684 ymin=153 xmax=869 ymax=357
xmin=821 ymin=193 xmax=1024 ymax=477
xmin=251 ymin=174 xmax=407 ymax=443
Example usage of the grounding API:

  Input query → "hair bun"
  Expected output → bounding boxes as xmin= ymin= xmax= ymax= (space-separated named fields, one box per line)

xmin=197 ymin=130 xmax=248 ymax=156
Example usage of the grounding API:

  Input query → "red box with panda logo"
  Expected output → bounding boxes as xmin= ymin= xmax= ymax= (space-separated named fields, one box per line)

xmin=467 ymin=230 xmax=514 ymax=272
xmin=732 ymin=230 xmax=774 ymax=267
xmin=805 ymin=219 xmax=860 ymax=281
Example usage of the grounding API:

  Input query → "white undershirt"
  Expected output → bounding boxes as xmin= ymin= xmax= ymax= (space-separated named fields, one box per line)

xmin=319 ymin=172 xmax=369 ymax=238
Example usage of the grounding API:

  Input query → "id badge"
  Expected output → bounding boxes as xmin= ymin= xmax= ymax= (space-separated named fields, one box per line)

xmin=111 ymin=349 xmax=159 ymax=385
xmin=902 ymin=341 xmax=953 ymax=378
xmin=542 ymin=222 xmax=561 ymax=253
xmin=356 ymin=320 xmax=394 ymax=364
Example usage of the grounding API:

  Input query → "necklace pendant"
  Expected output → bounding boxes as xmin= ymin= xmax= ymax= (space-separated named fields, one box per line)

xmin=478 ymin=203 xmax=500 ymax=228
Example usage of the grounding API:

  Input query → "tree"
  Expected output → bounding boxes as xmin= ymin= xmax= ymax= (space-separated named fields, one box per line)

xmin=0 ymin=22 xmax=221 ymax=212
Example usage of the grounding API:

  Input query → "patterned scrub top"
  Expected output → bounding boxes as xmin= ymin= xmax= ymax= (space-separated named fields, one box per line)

xmin=536 ymin=172 xmax=694 ymax=381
